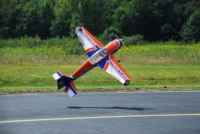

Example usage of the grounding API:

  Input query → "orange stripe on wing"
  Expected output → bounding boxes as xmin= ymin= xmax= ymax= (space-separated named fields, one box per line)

xmin=86 ymin=47 xmax=96 ymax=53
xmin=82 ymin=27 xmax=104 ymax=48
xmin=103 ymin=62 xmax=110 ymax=71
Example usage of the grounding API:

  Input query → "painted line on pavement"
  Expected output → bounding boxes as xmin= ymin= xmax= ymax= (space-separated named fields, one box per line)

xmin=1 ymin=113 xmax=200 ymax=124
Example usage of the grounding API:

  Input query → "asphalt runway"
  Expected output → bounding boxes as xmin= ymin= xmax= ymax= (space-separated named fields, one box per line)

xmin=0 ymin=91 xmax=200 ymax=134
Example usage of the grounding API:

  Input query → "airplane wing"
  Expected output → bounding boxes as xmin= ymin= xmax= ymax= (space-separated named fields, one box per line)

xmin=97 ymin=54 xmax=131 ymax=86
xmin=75 ymin=27 xmax=104 ymax=57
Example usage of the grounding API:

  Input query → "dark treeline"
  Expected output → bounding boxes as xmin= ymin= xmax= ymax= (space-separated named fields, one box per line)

xmin=0 ymin=0 xmax=200 ymax=42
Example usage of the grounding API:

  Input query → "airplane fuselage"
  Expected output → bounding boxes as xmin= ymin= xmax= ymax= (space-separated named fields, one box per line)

xmin=71 ymin=39 xmax=122 ymax=80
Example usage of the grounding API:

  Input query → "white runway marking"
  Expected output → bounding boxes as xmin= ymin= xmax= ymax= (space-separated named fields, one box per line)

xmin=1 ymin=113 xmax=200 ymax=124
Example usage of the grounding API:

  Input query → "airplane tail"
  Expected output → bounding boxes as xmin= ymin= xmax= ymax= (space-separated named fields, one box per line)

xmin=52 ymin=71 xmax=78 ymax=97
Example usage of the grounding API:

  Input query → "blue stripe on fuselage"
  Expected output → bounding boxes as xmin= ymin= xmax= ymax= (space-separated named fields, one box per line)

xmin=87 ymin=45 xmax=101 ymax=57
xmin=97 ymin=56 xmax=110 ymax=69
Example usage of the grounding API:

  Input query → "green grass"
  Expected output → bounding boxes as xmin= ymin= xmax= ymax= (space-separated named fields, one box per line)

xmin=0 ymin=38 xmax=200 ymax=94
xmin=0 ymin=65 xmax=199 ymax=94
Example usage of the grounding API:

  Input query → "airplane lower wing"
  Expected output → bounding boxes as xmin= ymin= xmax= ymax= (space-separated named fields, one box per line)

xmin=97 ymin=54 xmax=131 ymax=86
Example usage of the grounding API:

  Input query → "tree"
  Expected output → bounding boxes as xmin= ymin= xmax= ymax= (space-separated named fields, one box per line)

xmin=21 ymin=0 xmax=55 ymax=39
xmin=39 ymin=0 xmax=55 ymax=39
xmin=0 ymin=0 xmax=25 ymax=38
xmin=50 ymin=0 xmax=72 ymax=37
xmin=114 ymin=0 xmax=161 ymax=41
xmin=181 ymin=10 xmax=200 ymax=42
xmin=69 ymin=0 xmax=115 ymax=36
xmin=0 ymin=0 xmax=200 ymax=41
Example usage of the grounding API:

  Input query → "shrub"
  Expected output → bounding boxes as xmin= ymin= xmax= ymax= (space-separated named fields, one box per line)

xmin=102 ymin=27 xmax=121 ymax=43
xmin=161 ymin=24 xmax=175 ymax=40
xmin=123 ymin=35 xmax=144 ymax=45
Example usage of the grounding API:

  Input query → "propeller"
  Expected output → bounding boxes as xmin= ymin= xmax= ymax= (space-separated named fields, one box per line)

xmin=115 ymin=34 xmax=124 ymax=46
xmin=114 ymin=34 xmax=120 ymax=39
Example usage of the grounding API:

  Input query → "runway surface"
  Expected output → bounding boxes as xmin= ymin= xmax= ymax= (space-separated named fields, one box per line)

xmin=0 ymin=91 xmax=200 ymax=134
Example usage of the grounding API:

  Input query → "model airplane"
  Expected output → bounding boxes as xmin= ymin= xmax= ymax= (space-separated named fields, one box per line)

xmin=53 ymin=27 xmax=131 ymax=97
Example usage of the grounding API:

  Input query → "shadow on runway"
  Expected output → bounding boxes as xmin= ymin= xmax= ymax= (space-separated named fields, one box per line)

xmin=68 ymin=106 xmax=153 ymax=111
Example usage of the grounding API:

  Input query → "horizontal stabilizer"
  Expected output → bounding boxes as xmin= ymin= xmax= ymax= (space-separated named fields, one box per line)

xmin=53 ymin=71 xmax=65 ymax=80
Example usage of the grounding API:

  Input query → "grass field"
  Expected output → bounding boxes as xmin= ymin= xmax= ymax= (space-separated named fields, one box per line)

xmin=0 ymin=38 xmax=200 ymax=94
xmin=0 ymin=65 xmax=200 ymax=94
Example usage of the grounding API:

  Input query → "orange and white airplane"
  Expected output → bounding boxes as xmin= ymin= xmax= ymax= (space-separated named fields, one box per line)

xmin=53 ymin=27 xmax=131 ymax=97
